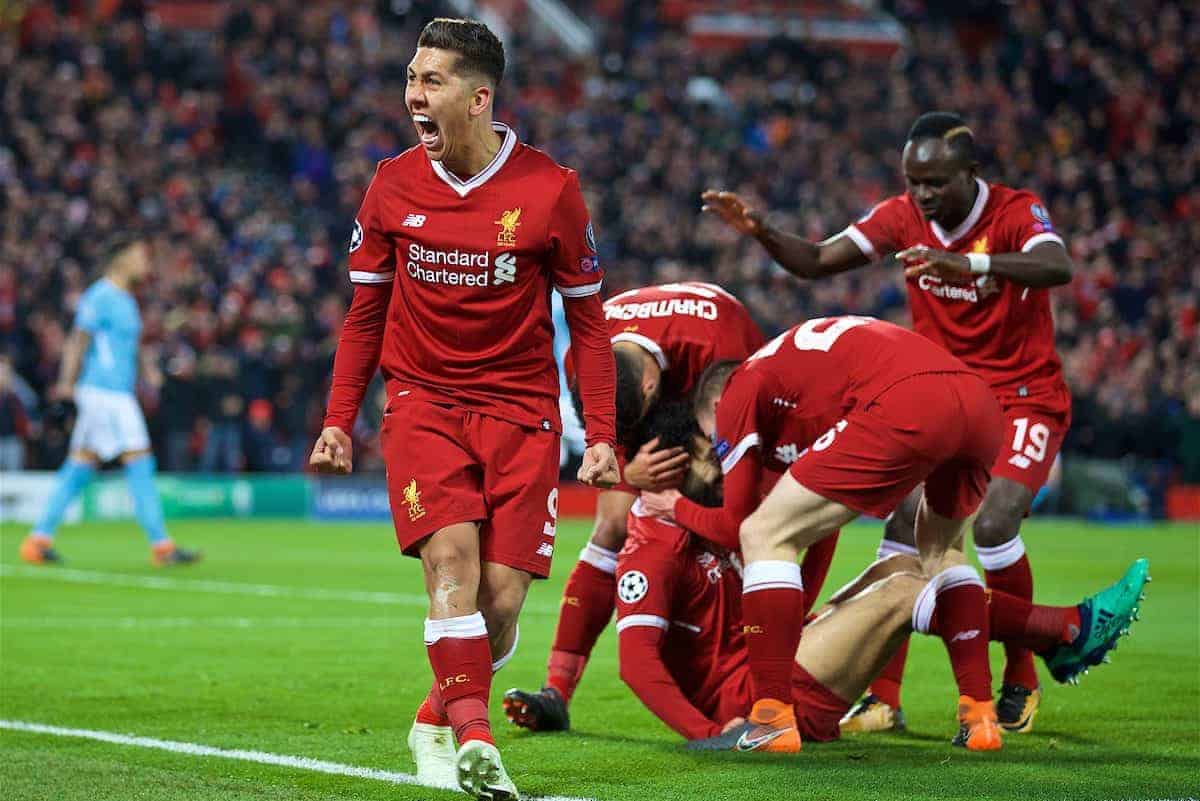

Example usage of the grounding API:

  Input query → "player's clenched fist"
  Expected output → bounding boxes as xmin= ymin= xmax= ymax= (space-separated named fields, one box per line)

xmin=701 ymin=189 xmax=764 ymax=236
xmin=577 ymin=442 xmax=620 ymax=488
xmin=309 ymin=426 xmax=353 ymax=474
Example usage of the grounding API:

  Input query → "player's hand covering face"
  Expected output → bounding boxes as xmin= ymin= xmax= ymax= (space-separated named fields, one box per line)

xmin=406 ymin=47 xmax=488 ymax=164
xmin=637 ymin=401 xmax=724 ymax=515
xmin=624 ymin=436 xmax=690 ymax=492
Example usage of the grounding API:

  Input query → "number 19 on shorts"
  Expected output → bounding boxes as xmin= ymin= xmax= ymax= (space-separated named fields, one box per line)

xmin=1008 ymin=417 xmax=1050 ymax=470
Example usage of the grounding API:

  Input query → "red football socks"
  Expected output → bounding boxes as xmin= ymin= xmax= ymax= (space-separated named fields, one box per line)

xmin=987 ymin=588 xmax=1081 ymax=653
xmin=425 ymin=612 xmax=494 ymax=745
xmin=415 ymin=681 xmax=449 ymax=727
xmin=980 ymin=540 xmax=1039 ymax=689
xmin=742 ymin=560 xmax=806 ymax=703
xmin=870 ymin=638 xmax=910 ymax=709
xmin=546 ymin=650 xmax=589 ymax=704
xmin=546 ymin=548 xmax=618 ymax=702
xmin=925 ymin=566 xmax=993 ymax=703
xmin=800 ymin=532 xmax=839 ymax=617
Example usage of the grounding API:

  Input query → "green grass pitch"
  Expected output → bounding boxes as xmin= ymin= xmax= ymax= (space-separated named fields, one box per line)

xmin=1 ymin=517 xmax=1197 ymax=800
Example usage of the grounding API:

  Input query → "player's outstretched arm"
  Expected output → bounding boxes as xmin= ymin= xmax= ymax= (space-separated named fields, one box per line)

xmin=618 ymin=623 xmax=725 ymax=741
xmin=650 ymin=455 xmax=761 ymax=551
xmin=899 ymin=241 xmax=1072 ymax=288
xmin=701 ymin=189 xmax=870 ymax=279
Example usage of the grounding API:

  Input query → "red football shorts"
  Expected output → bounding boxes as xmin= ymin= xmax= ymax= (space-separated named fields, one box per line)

xmin=791 ymin=664 xmax=850 ymax=742
xmin=379 ymin=397 xmax=561 ymax=578
xmin=990 ymin=383 xmax=1072 ymax=496
xmin=789 ymin=371 xmax=1004 ymax=520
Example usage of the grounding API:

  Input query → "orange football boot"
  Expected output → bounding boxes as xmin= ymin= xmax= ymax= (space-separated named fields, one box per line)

xmin=953 ymin=695 xmax=1003 ymax=751
xmin=151 ymin=540 xmax=202 ymax=567
xmin=19 ymin=534 xmax=61 ymax=565
xmin=734 ymin=699 xmax=802 ymax=753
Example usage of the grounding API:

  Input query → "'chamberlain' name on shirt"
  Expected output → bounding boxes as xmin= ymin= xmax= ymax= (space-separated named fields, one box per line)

xmin=605 ymin=298 xmax=720 ymax=321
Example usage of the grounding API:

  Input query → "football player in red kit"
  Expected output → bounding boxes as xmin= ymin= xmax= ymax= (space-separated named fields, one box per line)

xmin=702 ymin=111 xmax=1074 ymax=733
xmin=504 ymin=282 xmax=765 ymax=732
xmin=644 ymin=315 xmax=1006 ymax=752
xmin=309 ymin=19 xmax=617 ymax=800
xmin=622 ymin=401 xmax=1147 ymax=749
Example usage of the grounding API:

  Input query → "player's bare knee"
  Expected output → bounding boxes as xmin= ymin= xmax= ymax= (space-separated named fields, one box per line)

xmin=972 ymin=505 xmax=1021 ymax=548
xmin=590 ymin=522 xmax=626 ymax=552
xmin=420 ymin=539 xmax=479 ymax=597
xmin=738 ymin=513 xmax=777 ymax=561
xmin=478 ymin=580 xmax=526 ymax=632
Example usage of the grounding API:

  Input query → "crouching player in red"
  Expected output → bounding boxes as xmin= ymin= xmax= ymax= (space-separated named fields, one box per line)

xmin=504 ymin=282 xmax=763 ymax=731
xmin=309 ymin=18 xmax=618 ymax=800
xmin=619 ymin=403 xmax=1148 ymax=748
xmin=650 ymin=315 xmax=1007 ymax=751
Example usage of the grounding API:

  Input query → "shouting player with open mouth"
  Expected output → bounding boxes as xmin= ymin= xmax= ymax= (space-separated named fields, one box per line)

xmin=311 ymin=18 xmax=618 ymax=800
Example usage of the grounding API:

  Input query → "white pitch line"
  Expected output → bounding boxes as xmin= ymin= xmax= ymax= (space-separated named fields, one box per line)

xmin=0 ymin=720 xmax=595 ymax=801
xmin=0 ymin=564 xmax=557 ymax=616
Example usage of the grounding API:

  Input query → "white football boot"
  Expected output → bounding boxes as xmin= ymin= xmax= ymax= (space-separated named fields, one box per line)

xmin=456 ymin=739 xmax=519 ymax=800
xmin=407 ymin=720 xmax=459 ymax=790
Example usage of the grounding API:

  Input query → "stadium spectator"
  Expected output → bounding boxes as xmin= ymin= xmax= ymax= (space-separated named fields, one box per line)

xmin=0 ymin=353 xmax=37 ymax=470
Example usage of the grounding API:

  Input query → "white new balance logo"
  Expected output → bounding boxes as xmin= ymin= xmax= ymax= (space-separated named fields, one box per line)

xmin=402 ymin=214 xmax=427 ymax=228
xmin=536 ymin=543 xmax=554 ymax=558
xmin=950 ymin=629 xmax=981 ymax=643
xmin=774 ymin=444 xmax=802 ymax=464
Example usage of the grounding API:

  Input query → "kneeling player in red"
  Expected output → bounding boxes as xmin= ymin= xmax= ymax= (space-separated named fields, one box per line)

xmin=309 ymin=18 xmax=618 ymax=800
xmin=504 ymin=282 xmax=764 ymax=731
xmin=617 ymin=404 xmax=1149 ymax=749
xmin=653 ymin=316 xmax=1006 ymax=752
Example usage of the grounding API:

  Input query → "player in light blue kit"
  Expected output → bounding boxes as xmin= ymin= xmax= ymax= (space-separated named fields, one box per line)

xmin=20 ymin=238 xmax=201 ymax=567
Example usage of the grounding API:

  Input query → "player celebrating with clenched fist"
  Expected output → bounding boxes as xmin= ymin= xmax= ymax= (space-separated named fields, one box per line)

xmin=310 ymin=18 xmax=617 ymax=800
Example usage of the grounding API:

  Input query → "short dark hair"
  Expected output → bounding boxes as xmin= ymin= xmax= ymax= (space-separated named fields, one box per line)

xmin=417 ymin=18 xmax=505 ymax=87
xmin=693 ymin=359 xmax=740 ymax=419
xmin=101 ymin=232 xmax=144 ymax=267
xmin=907 ymin=111 xmax=976 ymax=164
xmin=613 ymin=347 xmax=647 ymax=445
xmin=570 ymin=346 xmax=646 ymax=450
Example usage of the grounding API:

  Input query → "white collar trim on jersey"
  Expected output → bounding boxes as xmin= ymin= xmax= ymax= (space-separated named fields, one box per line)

xmin=610 ymin=332 xmax=670 ymax=370
xmin=930 ymin=177 xmax=989 ymax=247
xmin=428 ymin=122 xmax=517 ymax=198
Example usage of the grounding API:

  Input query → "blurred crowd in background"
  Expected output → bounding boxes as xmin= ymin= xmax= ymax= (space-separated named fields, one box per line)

xmin=2 ymin=0 xmax=1197 ymax=489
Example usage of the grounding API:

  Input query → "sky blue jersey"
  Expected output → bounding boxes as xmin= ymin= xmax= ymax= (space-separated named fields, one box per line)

xmin=75 ymin=278 xmax=141 ymax=394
